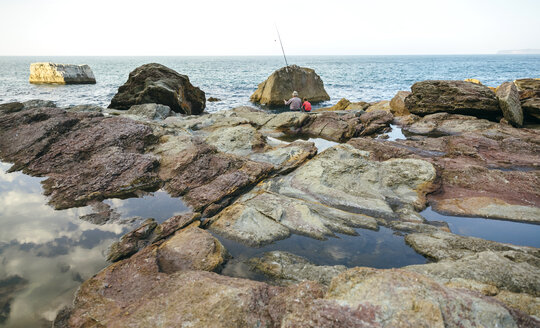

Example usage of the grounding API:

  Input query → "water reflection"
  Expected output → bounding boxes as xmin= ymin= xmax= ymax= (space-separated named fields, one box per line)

xmin=275 ymin=135 xmax=340 ymax=152
xmin=215 ymin=226 xmax=427 ymax=281
xmin=0 ymin=162 xmax=186 ymax=327
xmin=421 ymin=206 xmax=540 ymax=248
xmin=385 ymin=124 xmax=406 ymax=141
xmin=104 ymin=191 xmax=190 ymax=223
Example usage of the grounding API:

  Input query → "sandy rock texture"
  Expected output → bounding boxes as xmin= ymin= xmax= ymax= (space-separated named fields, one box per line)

xmin=405 ymin=80 xmax=500 ymax=118
xmin=29 ymin=62 xmax=96 ymax=84
xmin=250 ymin=65 xmax=330 ymax=106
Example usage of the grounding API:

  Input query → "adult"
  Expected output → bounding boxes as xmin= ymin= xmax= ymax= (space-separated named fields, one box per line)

xmin=284 ymin=91 xmax=302 ymax=111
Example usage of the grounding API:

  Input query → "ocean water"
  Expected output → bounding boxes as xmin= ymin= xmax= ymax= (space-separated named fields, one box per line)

xmin=1 ymin=55 xmax=540 ymax=112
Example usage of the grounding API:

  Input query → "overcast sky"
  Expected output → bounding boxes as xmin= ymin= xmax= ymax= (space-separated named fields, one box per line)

xmin=1 ymin=0 xmax=539 ymax=56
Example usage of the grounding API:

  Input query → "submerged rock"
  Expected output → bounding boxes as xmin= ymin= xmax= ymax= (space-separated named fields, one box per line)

xmin=250 ymin=65 xmax=330 ymax=106
xmin=22 ymin=99 xmax=56 ymax=109
xmin=108 ymin=63 xmax=206 ymax=115
xmin=66 ymin=104 xmax=103 ymax=113
xmin=249 ymin=251 xmax=346 ymax=286
xmin=157 ymin=222 xmax=228 ymax=273
xmin=405 ymin=80 xmax=500 ymax=118
xmin=29 ymin=62 xmax=96 ymax=84
xmin=126 ymin=103 xmax=172 ymax=120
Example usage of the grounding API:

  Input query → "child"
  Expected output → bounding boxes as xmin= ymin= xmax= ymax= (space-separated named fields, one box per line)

xmin=301 ymin=98 xmax=312 ymax=112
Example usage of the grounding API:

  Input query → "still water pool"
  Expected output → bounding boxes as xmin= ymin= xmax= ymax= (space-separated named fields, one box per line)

xmin=421 ymin=206 xmax=540 ymax=248
xmin=0 ymin=162 xmax=186 ymax=327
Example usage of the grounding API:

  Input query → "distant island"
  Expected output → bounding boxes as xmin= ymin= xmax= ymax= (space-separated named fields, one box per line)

xmin=497 ymin=49 xmax=540 ymax=54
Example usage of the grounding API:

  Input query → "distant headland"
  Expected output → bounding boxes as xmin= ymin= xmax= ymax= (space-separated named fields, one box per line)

xmin=497 ymin=49 xmax=540 ymax=55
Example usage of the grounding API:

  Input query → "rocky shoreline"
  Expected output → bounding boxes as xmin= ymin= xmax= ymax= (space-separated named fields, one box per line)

xmin=0 ymin=67 xmax=539 ymax=327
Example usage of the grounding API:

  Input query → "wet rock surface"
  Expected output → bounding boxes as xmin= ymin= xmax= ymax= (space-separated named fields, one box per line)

xmin=349 ymin=113 xmax=540 ymax=223
xmin=209 ymin=144 xmax=436 ymax=246
xmin=108 ymin=63 xmax=206 ymax=114
xmin=249 ymin=251 xmax=347 ymax=286
xmin=3 ymin=77 xmax=540 ymax=326
xmin=0 ymin=107 xmax=161 ymax=209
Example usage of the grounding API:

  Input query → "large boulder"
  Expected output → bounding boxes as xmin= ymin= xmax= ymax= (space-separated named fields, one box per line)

xmin=514 ymin=78 xmax=540 ymax=121
xmin=405 ymin=80 xmax=500 ymax=118
xmin=389 ymin=91 xmax=412 ymax=116
xmin=29 ymin=62 xmax=96 ymax=84
xmin=109 ymin=63 xmax=206 ymax=115
xmin=514 ymin=78 xmax=540 ymax=91
xmin=496 ymin=82 xmax=523 ymax=126
xmin=250 ymin=65 xmax=330 ymax=106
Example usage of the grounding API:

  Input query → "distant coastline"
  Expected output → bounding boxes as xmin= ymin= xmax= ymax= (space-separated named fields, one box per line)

xmin=497 ymin=49 xmax=540 ymax=55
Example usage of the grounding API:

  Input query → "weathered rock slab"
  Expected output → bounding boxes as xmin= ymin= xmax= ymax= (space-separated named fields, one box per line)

xmin=496 ymin=81 xmax=523 ymax=126
xmin=405 ymin=80 xmax=500 ymax=118
xmin=210 ymin=144 xmax=436 ymax=246
xmin=29 ymin=62 xmax=96 ymax=84
xmin=0 ymin=107 xmax=161 ymax=209
xmin=390 ymin=90 xmax=412 ymax=116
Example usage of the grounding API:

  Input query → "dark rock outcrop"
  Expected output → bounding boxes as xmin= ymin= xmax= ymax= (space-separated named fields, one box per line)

xmin=405 ymin=80 xmax=500 ymax=118
xmin=109 ymin=63 xmax=206 ymax=115
xmin=0 ymin=107 xmax=160 ymax=209
xmin=250 ymin=65 xmax=330 ymax=106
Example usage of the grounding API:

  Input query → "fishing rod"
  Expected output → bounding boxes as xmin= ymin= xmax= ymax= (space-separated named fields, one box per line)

xmin=275 ymin=24 xmax=289 ymax=72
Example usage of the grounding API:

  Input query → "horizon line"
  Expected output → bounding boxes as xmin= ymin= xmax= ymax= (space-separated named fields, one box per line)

xmin=2 ymin=53 xmax=540 ymax=57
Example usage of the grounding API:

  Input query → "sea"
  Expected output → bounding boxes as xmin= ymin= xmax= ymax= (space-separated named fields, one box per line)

xmin=1 ymin=55 xmax=540 ymax=327
xmin=1 ymin=55 xmax=540 ymax=111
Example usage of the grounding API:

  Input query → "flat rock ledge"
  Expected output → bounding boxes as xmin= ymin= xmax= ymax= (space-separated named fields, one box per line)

xmin=29 ymin=62 xmax=96 ymax=84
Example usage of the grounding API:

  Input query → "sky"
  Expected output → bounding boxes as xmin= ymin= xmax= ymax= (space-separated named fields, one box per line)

xmin=1 ymin=0 xmax=539 ymax=56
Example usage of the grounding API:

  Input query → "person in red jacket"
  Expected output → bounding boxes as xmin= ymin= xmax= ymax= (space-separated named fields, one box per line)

xmin=301 ymin=98 xmax=312 ymax=112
